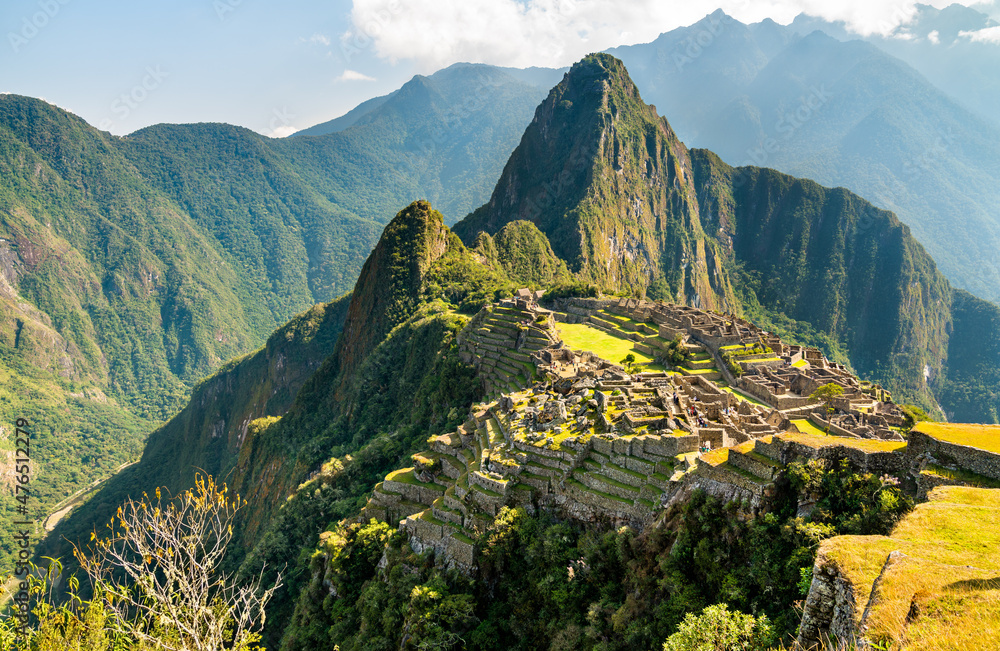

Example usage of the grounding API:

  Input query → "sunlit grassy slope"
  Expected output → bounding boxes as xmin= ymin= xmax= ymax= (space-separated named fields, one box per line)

xmin=913 ymin=422 xmax=1000 ymax=454
xmin=820 ymin=486 xmax=1000 ymax=650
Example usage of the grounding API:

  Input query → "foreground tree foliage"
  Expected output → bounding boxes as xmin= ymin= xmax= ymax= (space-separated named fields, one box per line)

xmin=0 ymin=475 xmax=280 ymax=650
xmin=279 ymin=457 xmax=912 ymax=651
xmin=662 ymin=603 xmax=775 ymax=651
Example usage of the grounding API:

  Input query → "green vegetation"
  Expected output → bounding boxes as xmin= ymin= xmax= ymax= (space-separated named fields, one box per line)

xmin=555 ymin=322 xmax=656 ymax=368
xmin=936 ymin=290 xmax=1000 ymax=423
xmin=474 ymin=220 xmax=572 ymax=287
xmin=455 ymin=54 xmax=737 ymax=307
xmin=663 ymin=604 xmax=775 ymax=651
xmin=278 ymin=455 xmax=911 ymax=650
xmin=14 ymin=49 xmax=1000 ymax=651
xmin=663 ymin=334 xmax=691 ymax=368
xmin=0 ymin=67 xmax=550 ymax=571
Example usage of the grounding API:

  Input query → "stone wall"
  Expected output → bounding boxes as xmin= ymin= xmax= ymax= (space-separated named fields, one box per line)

xmin=907 ymin=430 xmax=1000 ymax=480
xmin=383 ymin=477 xmax=445 ymax=504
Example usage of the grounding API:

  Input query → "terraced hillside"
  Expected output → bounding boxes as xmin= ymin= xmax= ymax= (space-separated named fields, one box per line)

xmin=364 ymin=295 xmax=993 ymax=574
xmin=457 ymin=303 xmax=558 ymax=398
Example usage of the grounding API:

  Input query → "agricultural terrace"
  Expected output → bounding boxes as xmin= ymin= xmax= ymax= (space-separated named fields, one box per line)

xmin=778 ymin=431 xmax=907 ymax=453
xmin=913 ymin=422 xmax=1000 ymax=455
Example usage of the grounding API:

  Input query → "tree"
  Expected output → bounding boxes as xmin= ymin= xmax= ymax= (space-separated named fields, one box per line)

xmin=621 ymin=353 xmax=637 ymax=374
xmin=810 ymin=383 xmax=844 ymax=414
xmin=71 ymin=474 xmax=281 ymax=651
xmin=663 ymin=603 xmax=775 ymax=651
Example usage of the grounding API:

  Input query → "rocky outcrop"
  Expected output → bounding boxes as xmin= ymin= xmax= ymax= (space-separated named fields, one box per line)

xmin=797 ymin=551 xmax=862 ymax=648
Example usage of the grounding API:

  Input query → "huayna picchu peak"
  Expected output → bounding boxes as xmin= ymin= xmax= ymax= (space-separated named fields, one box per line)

xmin=7 ymin=34 xmax=1000 ymax=651
xmin=456 ymin=53 xmax=734 ymax=310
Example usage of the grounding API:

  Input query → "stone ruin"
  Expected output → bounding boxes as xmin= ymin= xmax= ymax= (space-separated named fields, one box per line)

xmin=361 ymin=294 xmax=926 ymax=571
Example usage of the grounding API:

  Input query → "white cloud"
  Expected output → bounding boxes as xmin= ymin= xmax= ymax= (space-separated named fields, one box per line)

xmin=336 ymin=69 xmax=377 ymax=82
xmin=960 ymin=25 xmax=1000 ymax=42
xmin=268 ymin=125 xmax=300 ymax=138
xmin=928 ymin=29 xmax=940 ymax=44
xmin=345 ymin=0 xmax=983 ymax=70
xmin=309 ymin=33 xmax=332 ymax=46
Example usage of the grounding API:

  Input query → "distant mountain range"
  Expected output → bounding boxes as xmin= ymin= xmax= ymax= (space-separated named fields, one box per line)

xmin=789 ymin=3 xmax=1000 ymax=128
xmin=607 ymin=9 xmax=1000 ymax=304
xmin=0 ymin=64 xmax=554 ymax=568
xmin=6 ymin=6 xmax=1000 ymax=575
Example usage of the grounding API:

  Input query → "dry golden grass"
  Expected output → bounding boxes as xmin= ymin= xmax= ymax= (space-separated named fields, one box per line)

xmin=867 ymin=556 xmax=1000 ymax=651
xmin=700 ymin=447 xmax=729 ymax=466
xmin=818 ymin=487 xmax=1000 ymax=650
xmin=778 ymin=432 xmax=907 ymax=453
xmin=912 ymin=421 xmax=1000 ymax=455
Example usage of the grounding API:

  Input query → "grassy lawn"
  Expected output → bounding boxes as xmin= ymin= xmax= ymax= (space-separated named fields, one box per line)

xmin=386 ymin=468 xmax=447 ymax=491
xmin=913 ymin=422 xmax=1000 ymax=455
xmin=791 ymin=418 xmax=827 ymax=437
xmin=780 ymin=431 xmax=906 ymax=453
xmin=792 ymin=359 xmax=810 ymax=369
xmin=821 ymin=487 xmax=1000 ymax=650
xmin=556 ymin=322 xmax=662 ymax=369
xmin=700 ymin=448 xmax=729 ymax=466
xmin=720 ymin=385 xmax=770 ymax=408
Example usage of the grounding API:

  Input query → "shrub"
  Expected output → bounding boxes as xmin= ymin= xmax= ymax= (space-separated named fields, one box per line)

xmin=662 ymin=603 xmax=776 ymax=651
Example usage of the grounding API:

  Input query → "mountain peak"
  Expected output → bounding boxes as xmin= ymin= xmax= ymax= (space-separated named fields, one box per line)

xmin=455 ymin=54 xmax=732 ymax=308
xmin=331 ymin=200 xmax=450 ymax=387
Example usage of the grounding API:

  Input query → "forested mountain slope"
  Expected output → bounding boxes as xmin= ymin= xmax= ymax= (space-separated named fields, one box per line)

xmin=609 ymin=12 xmax=1000 ymax=303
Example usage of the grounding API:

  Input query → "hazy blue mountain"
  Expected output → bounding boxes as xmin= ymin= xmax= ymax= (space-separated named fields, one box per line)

xmin=280 ymin=62 xmax=562 ymax=223
xmin=789 ymin=4 xmax=1000 ymax=128
xmin=608 ymin=12 xmax=1000 ymax=303
xmin=293 ymin=93 xmax=396 ymax=137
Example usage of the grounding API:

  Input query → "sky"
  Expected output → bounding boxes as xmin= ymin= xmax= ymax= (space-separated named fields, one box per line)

xmin=1 ymin=0 xmax=997 ymax=137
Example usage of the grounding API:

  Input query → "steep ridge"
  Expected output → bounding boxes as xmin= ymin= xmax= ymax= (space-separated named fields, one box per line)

xmin=40 ymin=295 xmax=351 ymax=561
xmin=120 ymin=122 xmax=382 ymax=306
xmin=30 ymin=52 xmax=1000 ymax=648
xmin=936 ymin=290 xmax=1000 ymax=423
xmin=0 ymin=95 xmax=259 ymax=415
xmin=0 ymin=65 xmax=553 ymax=570
xmin=609 ymin=14 xmax=1000 ymax=303
xmin=471 ymin=220 xmax=572 ymax=288
xmin=454 ymin=53 xmax=961 ymax=414
xmin=691 ymin=151 xmax=952 ymax=410
xmin=455 ymin=54 xmax=736 ymax=309
xmin=278 ymin=63 xmax=557 ymax=224
xmin=228 ymin=201 xmax=510 ymax=538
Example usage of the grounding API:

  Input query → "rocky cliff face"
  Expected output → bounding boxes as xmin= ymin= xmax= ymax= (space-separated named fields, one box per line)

xmin=691 ymin=150 xmax=953 ymax=410
xmin=453 ymin=54 xmax=963 ymax=414
xmin=40 ymin=296 xmax=351 ymax=559
xmin=329 ymin=200 xmax=451 ymax=398
xmin=455 ymin=54 xmax=735 ymax=309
